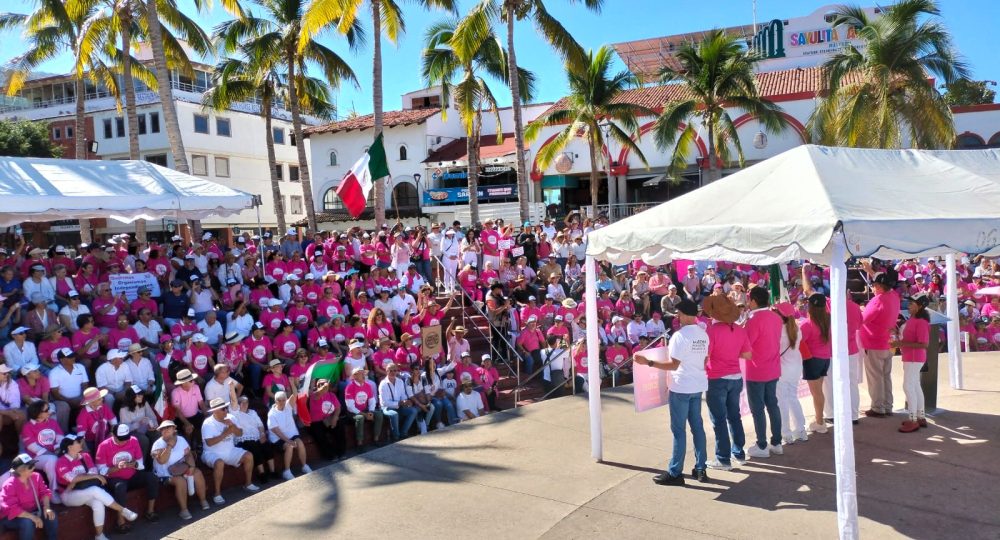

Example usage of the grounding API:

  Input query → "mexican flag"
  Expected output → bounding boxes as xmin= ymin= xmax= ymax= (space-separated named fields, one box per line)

xmin=295 ymin=359 xmax=344 ymax=426
xmin=337 ymin=133 xmax=390 ymax=218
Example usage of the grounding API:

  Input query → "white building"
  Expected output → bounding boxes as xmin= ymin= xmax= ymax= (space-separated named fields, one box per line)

xmin=0 ymin=49 xmax=315 ymax=241
xmin=304 ymin=87 xmax=552 ymax=229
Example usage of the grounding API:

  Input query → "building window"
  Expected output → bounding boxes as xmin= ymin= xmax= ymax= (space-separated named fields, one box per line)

xmin=329 ymin=151 xmax=337 ymax=166
xmin=144 ymin=154 xmax=168 ymax=166
xmin=392 ymin=182 xmax=419 ymax=208
xmin=988 ymin=133 xmax=1000 ymax=148
xmin=290 ymin=133 xmax=296 ymax=146
xmin=323 ymin=188 xmax=343 ymax=211
xmin=193 ymin=114 xmax=209 ymax=134
xmin=398 ymin=145 xmax=408 ymax=161
xmin=289 ymin=165 xmax=300 ymax=182
xmin=137 ymin=114 xmax=147 ymax=135
xmin=215 ymin=157 xmax=230 ymax=177
xmin=272 ymin=127 xmax=285 ymax=144
xmin=216 ymin=118 xmax=231 ymax=137
xmin=192 ymin=154 xmax=208 ymax=175
xmin=115 ymin=117 xmax=125 ymax=138
xmin=149 ymin=112 xmax=160 ymax=133
xmin=66 ymin=126 xmax=73 ymax=138
xmin=955 ymin=133 xmax=986 ymax=149
xmin=290 ymin=195 xmax=303 ymax=215
xmin=275 ymin=164 xmax=284 ymax=181
xmin=52 ymin=127 xmax=61 ymax=139
xmin=103 ymin=119 xmax=113 ymax=139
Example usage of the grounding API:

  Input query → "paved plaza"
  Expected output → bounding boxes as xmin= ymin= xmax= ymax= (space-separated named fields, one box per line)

xmin=167 ymin=353 xmax=1000 ymax=540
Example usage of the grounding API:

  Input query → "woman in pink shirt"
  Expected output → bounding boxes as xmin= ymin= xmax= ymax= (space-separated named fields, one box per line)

xmin=366 ymin=308 xmax=395 ymax=343
xmin=799 ymin=294 xmax=832 ymax=435
xmin=0 ymin=454 xmax=58 ymax=538
xmin=21 ymin=401 xmax=64 ymax=501
xmin=56 ymin=435 xmax=137 ymax=537
xmin=273 ymin=322 xmax=301 ymax=364
xmin=894 ymin=295 xmax=931 ymax=433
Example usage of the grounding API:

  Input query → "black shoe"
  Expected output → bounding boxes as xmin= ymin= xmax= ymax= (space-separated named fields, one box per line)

xmin=258 ymin=471 xmax=269 ymax=485
xmin=690 ymin=468 xmax=709 ymax=483
xmin=652 ymin=473 xmax=685 ymax=486
xmin=852 ymin=420 xmax=859 ymax=425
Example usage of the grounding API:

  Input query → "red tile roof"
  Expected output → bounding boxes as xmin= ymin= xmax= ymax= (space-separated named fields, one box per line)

xmin=540 ymin=66 xmax=835 ymax=117
xmin=303 ymin=108 xmax=439 ymax=136
xmin=423 ymin=133 xmax=515 ymax=164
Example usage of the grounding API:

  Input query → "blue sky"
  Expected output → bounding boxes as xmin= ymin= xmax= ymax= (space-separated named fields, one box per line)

xmin=2 ymin=0 xmax=997 ymax=115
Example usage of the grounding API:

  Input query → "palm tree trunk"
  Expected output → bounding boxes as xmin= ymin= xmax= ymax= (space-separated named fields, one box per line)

xmin=505 ymin=4 xmax=530 ymax=225
xmin=467 ymin=112 xmax=481 ymax=224
xmin=285 ymin=48 xmax=316 ymax=231
xmin=264 ymin=96 xmax=286 ymax=232
xmin=372 ymin=0 xmax=386 ymax=228
xmin=120 ymin=6 xmax=147 ymax=243
xmin=74 ymin=77 xmax=92 ymax=245
xmin=588 ymin=138 xmax=600 ymax=218
xmin=705 ymin=120 xmax=721 ymax=183
xmin=143 ymin=0 xmax=198 ymax=236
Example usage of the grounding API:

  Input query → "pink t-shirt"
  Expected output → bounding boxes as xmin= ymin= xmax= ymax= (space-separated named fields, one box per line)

xmin=901 ymin=317 xmax=929 ymax=362
xmin=309 ymin=391 xmax=340 ymax=420
xmin=344 ymin=379 xmax=377 ymax=413
xmin=744 ymin=309 xmax=783 ymax=382
xmin=56 ymin=453 xmax=96 ymax=492
xmin=171 ymin=384 xmax=204 ymax=418
xmin=21 ymin=419 xmax=62 ymax=457
xmin=800 ymin=319 xmax=832 ymax=359
xmin=245 ymin=336 xmax=272 ymax=364
xmin=274 ymin=333 xmax=301 ymax=358
xmin=860 ymin=290 xmax=901 ymax=350
xmin=705 ymin=322 xmax=750 ymax=379
xmin=76 ymin=404 xmax=116 ymax=444
xmin=95 ymin=437 xmax=143 ymax=480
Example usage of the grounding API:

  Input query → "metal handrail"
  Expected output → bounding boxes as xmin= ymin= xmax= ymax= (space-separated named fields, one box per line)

xmin=604 ymin=332 xmax=668 ymax=387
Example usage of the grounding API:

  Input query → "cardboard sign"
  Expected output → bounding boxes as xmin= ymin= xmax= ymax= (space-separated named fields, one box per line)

xmin=421 ymin=324 xmax=442 ymax=359
xmin=498 ymin=239 xmax=512 ymax=251
xmin=633 ymin=346 xmax=672 ymax=412
xmin=108 ymin=272 xmax=161 ymax=302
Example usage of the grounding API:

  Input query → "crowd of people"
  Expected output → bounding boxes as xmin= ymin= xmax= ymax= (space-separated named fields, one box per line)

xmin=0 ymin=215 xmax=988 ymax=535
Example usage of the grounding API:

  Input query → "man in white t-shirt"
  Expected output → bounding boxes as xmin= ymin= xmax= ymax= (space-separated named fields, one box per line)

xmin=201 ymin=397 xmax=258 ymax=504
xmin=58 ymin=292 xmax=90 ymax=332
xmin=456 ymin=372 xmax=485 ymax=420
xmin=634 ymin=299 xmax=708 ymax=486
xmin=48 ymin=348 xmax=88 ymax=408
xmin=267 ymin=391 xmax=311 ymax=480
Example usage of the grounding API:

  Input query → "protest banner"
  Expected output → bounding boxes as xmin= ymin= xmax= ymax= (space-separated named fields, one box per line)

xmin=421 ymin=324 xmax=443 ymax=358
xmin=109 ymin=272 xmax=161 ymax=302
xmin=632 ymin=346 xmax=672 ymax=412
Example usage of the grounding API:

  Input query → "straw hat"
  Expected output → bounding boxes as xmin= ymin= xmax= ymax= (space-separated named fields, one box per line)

xmin=174 ymin=369 xmax=197 ymax=384
xmin=702 ymin=295 xmax=740 ymax=324
xmin=82 ymin=387 xmax=108 ymax=403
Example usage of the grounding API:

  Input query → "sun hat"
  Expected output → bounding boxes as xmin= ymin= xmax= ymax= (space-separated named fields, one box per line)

xmin=207 ymin=397 xmax=229 ymax=412
xmin=174 ymin=369 xmax=197 ymax=384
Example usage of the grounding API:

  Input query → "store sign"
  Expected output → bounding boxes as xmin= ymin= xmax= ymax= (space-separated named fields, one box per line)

xmin=423 ymin=184 xmax=517 ymax=205
xmin=752 ymin=15 xmax=867 ymax=62
xmin=752 ymin=19 xmax=786 ymax=59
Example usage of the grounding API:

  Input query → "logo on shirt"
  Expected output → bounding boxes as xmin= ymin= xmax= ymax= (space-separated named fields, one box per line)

xmin=194 ymin=355 xmax=209 ymax=370
xmin=38 ymin=428 xmax=56 ymax=446
xmin=113 ymin=450 xmax=133 ymax=467
xmin=253 ymin=345 xmax=266 ymax=359
xmin=355 ymin=391 xmax=368 ymax=405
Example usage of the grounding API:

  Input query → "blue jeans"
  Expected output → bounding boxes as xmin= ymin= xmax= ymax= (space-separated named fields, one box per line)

xmin=248 ymin=362 xmax=264 ymax=395
xmin=0 ymin=515 xmax=58 ymax=540
xmin=383 ymin=406 xmax=418 ymax=439
xmin=432 ymin=396 xmax=458 ymax=425
xmin=667 ymin=391 xmax=707 ymax=477
xmin=706 ymin=378 xmax=746 ymax=465
xmin=416 ymin=260 xmax=432 ymax=284
xmin=746 ymin=379 xmax=782 ymax=449
xmin=522 ymin=349 xmax=541 ymax=375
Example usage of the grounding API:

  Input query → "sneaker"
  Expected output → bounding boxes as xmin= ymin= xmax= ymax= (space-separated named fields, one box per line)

xmin=145 ymin=511 xmax=159 ymax=523
xmin=768 ymin=444 xmax=784 ymax=456
xmin=302 ymin=465 xmax=313 ymax=474
xmin=782 ymin=435 xmax=796 ymax=445
xmin=50 ymin=492 xmax=61 ymax=505
xmin=795 ymin=431 xmax=809 ymax=443
xmin=706 ymin=460 xmax=732 ymax=471
xmin=244 ymin=483 xmax=260 ymax=492
xmin=436 ymin=422 xmax=446 ymax=430
xmin=863 ymin=409 xmax=886 ymax=418
xmin=898 ymin=420 xmax=920 ymax=433
xmin=748 ymin=445 xmax=770 ymax=459
xmin=690 ymin=468 xmax=709 ymax=483
xmin=917 ymin=418 xmax=928 ymax=428
xmin=282 ymin=469 xmax=294 ymax=481
xmin=179 ymin=509 xmax=193 ymax=520
xmin=808 ymin=422 xmax=828 ymax=434
xmin=200 ymin=501 xmax=210 ymax=511
xmin=212 ymin=495 xmax=226 ymax=505
xmin=732 ymin=455 xmax=747 ymax=466
xmin=121 ymin=508 xmax=138 ymax=522
xmin=652 ymin=473 xmax=685 ymax=486
xmin=418 ymin=420 xmax=428 ymax=434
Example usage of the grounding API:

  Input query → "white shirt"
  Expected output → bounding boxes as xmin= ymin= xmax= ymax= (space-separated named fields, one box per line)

xmin=151 ymin=436 xmax=190 ymax=478
xmin=132 ymin=320 xmax=162 ymax=346
xmin=2 ymin=341 xmax=37 ymax=373
xmin=373 ymin=298 xmax=396 ymax=320
xmin=266 ymin=404 xmax=298 ymax=443
xmin=197 ymin=320 xmax=224 ymax=346
xmin=441 ymin=236 xmax=461 ymax=259
xmin=205 ymin=377 xmax=237 ymax=406
xmin=232 ymin=408 xmax=264 ymax=443
xmin=645 ymin=319 xmax=666 ymax=338
xmin=217 ymin=263 xmax=243 ymax=285
xmin=49 ymin=363 xmax=89 ymax=399
xmin=541 ymin=225 xmax=557 ymax=238
xmin=202 ymin=413 xmax=238 ymax=453
xmin=228 ymin=313 xmax=255 ymax=338
xmin=95 ymin=361 xmax=129 ymax=393
xmin=378 ymin=377 xmax=407 ymax=410
xmin=542 ymin=347 xmax=568 ymax=382
xmin=626 ymin=321 xmax=647 ymax=344
xmin=123 ymin=357 xmax=155 ymax=391
xmin=190 ymin=290 xmax=214 ymax=312
xmin=58 ymin=304 xmax=90 ymax=332
xmin=391 ymin=295 xmax=416 ymax=319
xmin=570 ymin=242 xmax=587 ymax=261
xmin=427 ymin=232 xmax=443 ymax=257
xmin=666 ymin=324 xmax=709 ymax=394
xmin=456 ymin=390 xmax=484 ymax=419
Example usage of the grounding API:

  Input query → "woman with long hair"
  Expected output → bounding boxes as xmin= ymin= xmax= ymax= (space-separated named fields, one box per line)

xmin=894 ymin=294 xmax=931 ymax=433
xmin=799 ymin=294 xmax=832 ymax=434
xmin=773 ymin=302 xmax=807 ymax=444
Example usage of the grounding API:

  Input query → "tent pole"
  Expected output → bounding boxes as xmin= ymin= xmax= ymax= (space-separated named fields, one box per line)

xmin=830 ymin=232 xmax=859 ymax=540
xmin=585 ymin=254 xmax=603 ymax=461
xmin=945 ymin=254 xmax=963 ymax=389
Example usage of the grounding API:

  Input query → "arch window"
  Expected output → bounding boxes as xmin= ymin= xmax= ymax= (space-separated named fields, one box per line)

xmin=398 ymin=145 xmax=408 ymax=161
xmin=323 ymin=186 xmax=375 ymax=211
xmin=956 ymin=132 xmax=986 ymax=149
xmin=392 ymin=182 xmax=419 ymax=208
xmin=988 ymin=132 xmax=1000 ymax=148
xmin=329 ymin=151 xmax=338 ymax=166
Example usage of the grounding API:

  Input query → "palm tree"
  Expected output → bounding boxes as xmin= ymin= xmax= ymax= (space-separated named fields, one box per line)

xmin=422 ymin=18 xmax=534 ymax=224
xmin=300 ymin=0 xmax=457 ymax=229
xmin=453 ymin=0 xmax=602 ymax=225
xmin=216 ymin=0 xmax=357 ymax=232
xmin=807 ymin=0 xmax=968 ymax=149
xmin=652 ymin=29 xmax=789 ymax=183
xmin=207 ymin=16 xmax=338 ymax=232
xmin=525 ymin=46 xmax=651 ymax=214
xmin=2 ymin=0 xmax=123 ymax=244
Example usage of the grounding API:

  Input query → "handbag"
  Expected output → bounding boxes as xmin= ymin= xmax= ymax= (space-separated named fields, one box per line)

xmin=73 ymin=478 xmax=104 ymax=490
xmin=168 ymin=461 xmax=191 ymax=477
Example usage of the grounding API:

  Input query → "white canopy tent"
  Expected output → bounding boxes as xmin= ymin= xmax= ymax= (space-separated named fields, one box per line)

xmin=0 ymin=157 xmax=254 ymax=226
xmin=584 ymin=145 xmax=1000 ymax=540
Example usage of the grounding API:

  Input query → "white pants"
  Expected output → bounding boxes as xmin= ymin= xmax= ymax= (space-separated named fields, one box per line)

xmin=902 ymin=362 xmax=925 ymax=420
xmin=823 ymin=352 xmax=862 ymax=420
xmin=35 ymin=454 xmax=58 ymax=495
xmin=483 ymin=254 xmax=500 ymax=270
xmin=62 ymin=485 xmax=116 ymax=526
xmin=443 ymin=257 xmax=459 ymax=292
xmin=777 ymin=358 xmax=806 ymax=438
xmin=395 ymin=265 xmax=408 ymax=281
